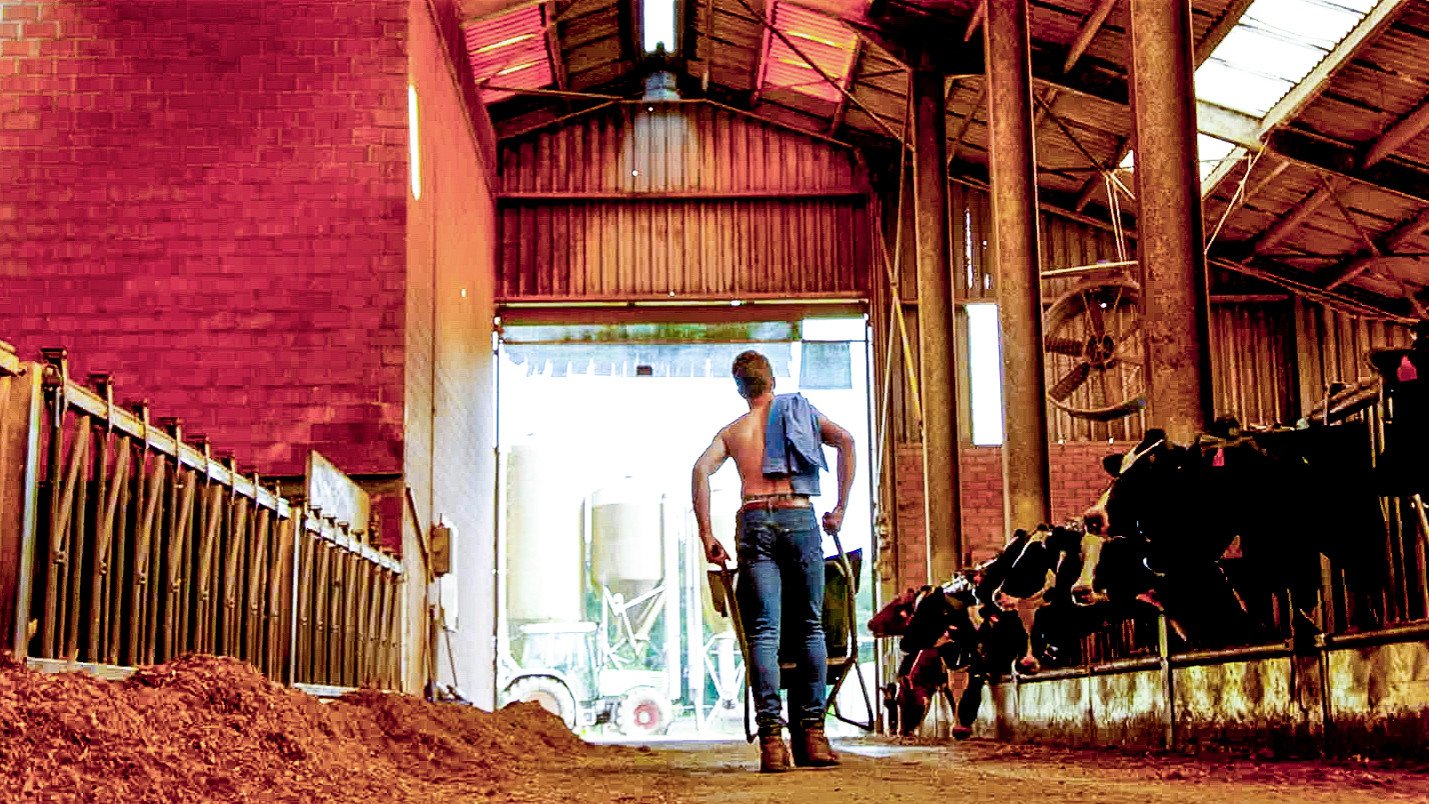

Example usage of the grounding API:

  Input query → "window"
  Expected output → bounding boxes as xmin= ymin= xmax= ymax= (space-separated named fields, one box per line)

xmin=407 ymin=85 xmax=420 ymax=200
xmin=643 ymin=0 xmax=677 ymax=54
xmin=967 ymin=304 xmax=1004 ymax=446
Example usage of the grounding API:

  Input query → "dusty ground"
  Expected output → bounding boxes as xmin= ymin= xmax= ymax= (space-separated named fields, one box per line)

xmin=496 ymin=738 xmax=1429 ymax=804
xmin=9 ymin=656 xmax=1429 ymax=803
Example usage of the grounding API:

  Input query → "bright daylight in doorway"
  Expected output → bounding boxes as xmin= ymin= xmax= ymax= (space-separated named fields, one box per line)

xmin=495 ymin=318 xmax=876 ymax=741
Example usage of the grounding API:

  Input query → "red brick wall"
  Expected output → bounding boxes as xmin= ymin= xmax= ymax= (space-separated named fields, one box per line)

xmin=889 ymin=441 xmax=1130 ymax=589
xmin=0 ymin=0 xmax=409 ymax=477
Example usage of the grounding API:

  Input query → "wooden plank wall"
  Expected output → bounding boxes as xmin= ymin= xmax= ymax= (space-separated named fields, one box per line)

xmin=495 ymin=101 xmax=872 ymax=301
xmin=1211 ymin=302 xmax=1298 ymax=428
xmin=1294 ymin=298 xmax=1413 ymax=417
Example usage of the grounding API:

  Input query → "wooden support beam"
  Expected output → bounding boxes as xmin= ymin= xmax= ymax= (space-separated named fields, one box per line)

xmin=1252 ymin=181 xmax=1341 ymax=256
xmin=1032 ymin=87 xmax=1059 ymax=131
xmin=1212 ymin=257 xmax=1413 ymax=321
xmin=964 ymin=1 xmax=985 ymax=42
xmin=1063 ymin=0 xmax=1118 ymax=74
xmin=1365 ymin=94 xmax=1429 ymax=168
xmin=1267 ymin=127 xmax=1429 ymax=207
xmin=543 ymin=1 xmax=567 ymax=91
xmin=1324 ymin=206 xmax=1429 ymax=290
xmin=829 ymin=37 xmax=865 ymax=133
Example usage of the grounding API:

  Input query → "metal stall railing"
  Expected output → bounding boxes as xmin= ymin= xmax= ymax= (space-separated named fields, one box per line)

xmin=2 ymin=348 xmax=402 ymax=690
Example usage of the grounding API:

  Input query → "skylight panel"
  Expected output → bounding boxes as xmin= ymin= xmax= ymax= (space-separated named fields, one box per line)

xmin=1195 ymin=60 xmax=1296 ymax=116
xmin=463 ymin=6 xmax=555 ymax=104
xmin=643 ymin=0 xmax=677 ymax=54
xmin=1193 ymin=0 xmax=1376 ymax=122
xmin=1197 ymin=134 xmax=1239 ymax=182
xmin=1246 ymin=0 xmax=1366 ymax=50
xmin=1213 ymin=27 xmax=1327 ymax=81
xmin=761 ymin=3 xmax=857 ymax=104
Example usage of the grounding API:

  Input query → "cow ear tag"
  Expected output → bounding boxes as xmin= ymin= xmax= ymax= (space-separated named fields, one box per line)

xmin=1398 ymin=355 xmax=1419 ymax=382
xmin=1212 ymin=448 xmax=1225 ymax=467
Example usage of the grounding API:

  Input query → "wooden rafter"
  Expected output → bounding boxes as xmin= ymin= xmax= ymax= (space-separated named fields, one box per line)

xmin=964 ymin=1 xmax=984 ymax=42
xmin=1250 ymin=179 xmax=1343 ymax=257
xmin=1063 ymin=0 xmax=1117 ymax=74
xmin=1324 ymin=206 xmax=1429 ymax=290
xmin=733 ymin=0 xmax=905 ymax=143
xmin=1365 ymin=93 xmax=1429 ymax=168
xmin=544 ymin=0 xmax=567 ymax=91
xmin=829 ymin=36 xmax=864 ymax=133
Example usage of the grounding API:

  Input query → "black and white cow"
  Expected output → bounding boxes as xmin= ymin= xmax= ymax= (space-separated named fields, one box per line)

xmin=1084 ymin=422 xmax=1388 ymax=649
xmin=869 ymin=544 xmax=1059 ymax=738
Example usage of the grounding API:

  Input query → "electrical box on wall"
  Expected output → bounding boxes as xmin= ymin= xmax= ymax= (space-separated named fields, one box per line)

xmin=430 ymin=523 xmax=452 ymax=577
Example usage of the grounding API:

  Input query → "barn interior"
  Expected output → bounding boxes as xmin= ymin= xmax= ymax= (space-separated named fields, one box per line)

xmin=4 ymin=0 xmax=1429 ymax=787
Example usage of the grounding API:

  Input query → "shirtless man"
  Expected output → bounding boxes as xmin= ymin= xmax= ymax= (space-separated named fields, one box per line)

xmin=692 ymin=350 xmax=856 ymax=773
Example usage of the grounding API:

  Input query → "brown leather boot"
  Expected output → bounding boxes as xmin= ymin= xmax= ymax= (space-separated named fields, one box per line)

xmin=758 ymin=727 xmax=793 ymax=773
xmin=790 ymin=723 xmax=840 ymax=767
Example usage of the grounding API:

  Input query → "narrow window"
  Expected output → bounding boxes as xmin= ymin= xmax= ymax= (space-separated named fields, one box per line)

xmin=967 ymin=304 xmax=1004 ymax=446
xmin=408 ymin=84 xmax=421 ymax=200
xmin=643 ymin=0 xmax=676 ymax=53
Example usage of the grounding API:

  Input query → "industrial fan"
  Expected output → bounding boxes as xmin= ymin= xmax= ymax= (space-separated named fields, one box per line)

xmin=1043 ymin=278 xmax=1146 ymax=421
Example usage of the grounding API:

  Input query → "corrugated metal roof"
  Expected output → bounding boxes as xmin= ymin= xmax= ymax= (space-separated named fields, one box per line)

xmin=465 ymin=0 xmax=1429 ymax=314
xmin=464 ymin=5 xmax=555 ymax=104
xmin=761 ymin=2 xmax=857 ymax=104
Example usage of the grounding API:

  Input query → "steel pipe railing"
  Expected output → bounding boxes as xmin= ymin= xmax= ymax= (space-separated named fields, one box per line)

xmin=3 ymin=350 xmax=403 ymax=690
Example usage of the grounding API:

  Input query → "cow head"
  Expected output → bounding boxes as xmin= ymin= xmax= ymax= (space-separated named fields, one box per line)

xmin=868 ymin=586 xmax=927 ymax=637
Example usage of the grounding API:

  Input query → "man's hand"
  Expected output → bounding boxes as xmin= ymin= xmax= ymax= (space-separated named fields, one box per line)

xmin=702 ymin=536 xmax=731 ymax=566
xmin=822 ymin=506 xmax=845 ymax=536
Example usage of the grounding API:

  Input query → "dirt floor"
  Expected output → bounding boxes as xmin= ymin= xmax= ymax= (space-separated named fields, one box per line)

xmin=8 ymin=655 xmax=1429 ymax=802
xmin=498 ymin=738 xmax=1429 ymax=804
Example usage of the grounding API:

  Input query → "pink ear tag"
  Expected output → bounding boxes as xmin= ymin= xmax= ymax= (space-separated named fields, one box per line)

xmin=1398 ymin=355 xmax=1419 ymax=382
xmin=1212 ymin=448 xmax=1225 ymax=467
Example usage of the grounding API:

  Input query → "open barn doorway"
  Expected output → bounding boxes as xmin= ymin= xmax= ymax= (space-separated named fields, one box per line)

xmin=494 ymin=312 xmax=877 ymax=740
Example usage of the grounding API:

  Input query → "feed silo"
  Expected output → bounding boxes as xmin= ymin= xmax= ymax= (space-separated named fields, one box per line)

xmin=590 ymin=479 xmax=664 ymax=599
xmin=505 ymin=443 xmax=585 ymax=624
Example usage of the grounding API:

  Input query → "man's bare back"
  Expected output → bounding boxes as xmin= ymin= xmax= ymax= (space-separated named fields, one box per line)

xmin=718 ymin=401 xmax=799 ymax=499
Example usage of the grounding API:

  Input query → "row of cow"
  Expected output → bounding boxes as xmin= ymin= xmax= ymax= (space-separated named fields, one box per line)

xmin=871 ymin=420 xmax=1390 ymax=737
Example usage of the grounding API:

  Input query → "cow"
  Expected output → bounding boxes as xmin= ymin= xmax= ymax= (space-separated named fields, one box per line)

xmin=1085 ymin=422 xmax=1388 ymax=650
xmin=978 ymin=524 xmax=1094 ymax=672
xmin=869 ymin=558 xmax=1043 ymax=739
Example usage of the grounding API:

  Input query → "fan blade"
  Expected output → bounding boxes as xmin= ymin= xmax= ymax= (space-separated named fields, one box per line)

xmin=1114 ymin=320 xmax=1143 ymax=358
xmin=1049 ymin=362 xmax=1092 ymax=401
xmin=1082 ymin=290 xmax=1107 ymax=336
xmin=1045 ymin=337 xmax=1082 ymax=356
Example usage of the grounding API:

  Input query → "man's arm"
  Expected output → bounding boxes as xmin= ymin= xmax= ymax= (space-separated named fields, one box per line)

xmin=692 ymin=433 xmax=732 ymax=565
xmin=818 ymin=415 xmax=856 ymax=535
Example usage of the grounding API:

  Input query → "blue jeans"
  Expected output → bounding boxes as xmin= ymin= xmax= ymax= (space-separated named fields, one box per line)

xmin=735 ymin=507 xmax=827 ymax=730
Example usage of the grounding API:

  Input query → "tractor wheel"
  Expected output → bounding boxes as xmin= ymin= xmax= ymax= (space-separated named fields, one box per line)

xmin=614 ymin=686 xmax=673 ymax=737
xmin=504 ymin=676 xmax=578 ymax=730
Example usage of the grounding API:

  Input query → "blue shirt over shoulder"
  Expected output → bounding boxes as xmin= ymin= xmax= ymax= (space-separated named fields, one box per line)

xmin=761 ymin=392 xmax=827 ymax=496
